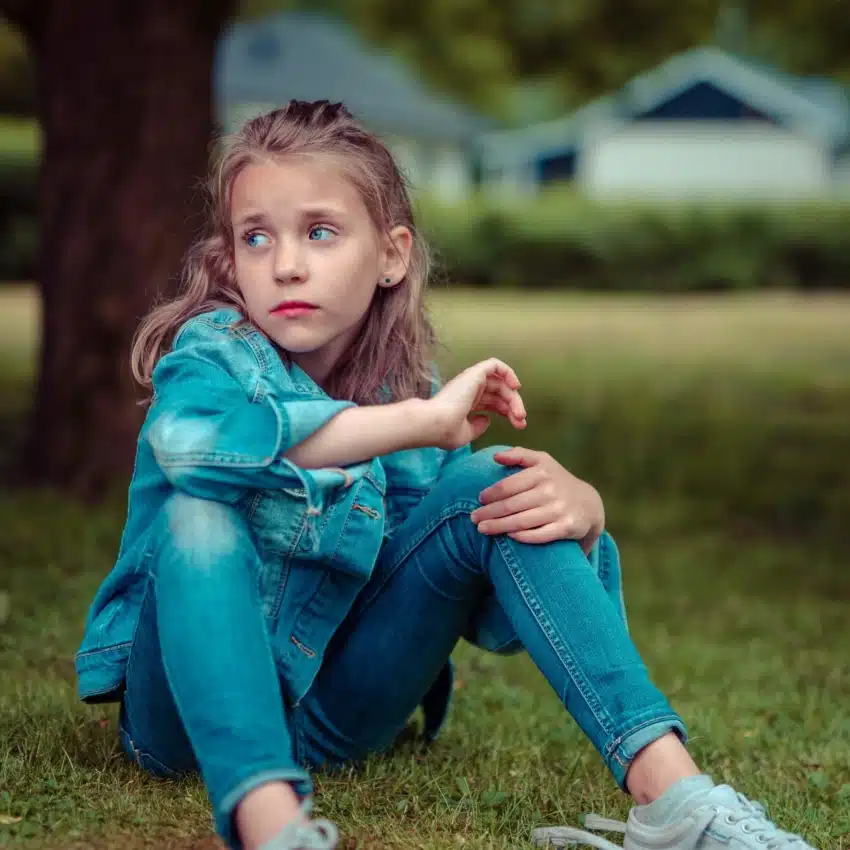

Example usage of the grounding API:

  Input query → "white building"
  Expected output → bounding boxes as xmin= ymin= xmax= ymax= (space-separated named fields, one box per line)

xmin=478 ymin=47 xmax=850 ymax=200
xmin=215 ymin=13 xmax=493 ymax=202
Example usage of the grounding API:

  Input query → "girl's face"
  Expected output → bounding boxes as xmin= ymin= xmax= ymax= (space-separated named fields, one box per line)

xmin=230 ymin=155 xmax=411 ymax=385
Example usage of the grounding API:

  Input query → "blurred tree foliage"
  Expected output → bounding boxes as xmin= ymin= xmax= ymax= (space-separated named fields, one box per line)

xmin=239 ymin=0 xmax=850 ymax=123
xmin=4 ymin=2 xmax=850 ymax=124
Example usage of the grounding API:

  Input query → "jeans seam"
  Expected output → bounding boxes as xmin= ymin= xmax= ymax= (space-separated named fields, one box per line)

xmin=597 ymin=534 xmax=610 ymax=588
xmin=492 ymin=536 xmax=615 ymax=740
xmin=75 ymin=641 xmax=133 ymax=660
xmin=371 ymin=491 xmax=617 ymax=743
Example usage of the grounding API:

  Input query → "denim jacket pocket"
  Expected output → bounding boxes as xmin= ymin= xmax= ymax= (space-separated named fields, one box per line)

xmin=248 ymin=487 xmax=321 ymax=617
xmin=275 ymin=470 xmax=387 ymax=703
xmin=324 ymin=469 xmax=386 ymax=577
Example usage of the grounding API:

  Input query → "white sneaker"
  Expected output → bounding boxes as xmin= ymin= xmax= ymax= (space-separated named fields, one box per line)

xmin=532 ymin=783 xmax=817 ymax=850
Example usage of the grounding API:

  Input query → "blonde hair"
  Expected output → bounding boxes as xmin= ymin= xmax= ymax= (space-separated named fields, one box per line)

xmin=131 ymin=100 xmax=436 ymax=404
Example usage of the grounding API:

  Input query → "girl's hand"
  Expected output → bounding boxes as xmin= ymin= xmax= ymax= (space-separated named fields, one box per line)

xmin=427 ymin=358 xmax=527 ymax=451
xmin=470 ymin=447 xmax=604 ymax=553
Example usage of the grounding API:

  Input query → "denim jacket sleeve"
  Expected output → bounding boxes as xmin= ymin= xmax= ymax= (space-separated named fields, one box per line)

xmin=145 ymin=319 xmax=357 ymax=509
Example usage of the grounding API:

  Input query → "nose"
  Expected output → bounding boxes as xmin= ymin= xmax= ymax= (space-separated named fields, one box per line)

xmin=273 ymin=236 xmax=307 ymax=284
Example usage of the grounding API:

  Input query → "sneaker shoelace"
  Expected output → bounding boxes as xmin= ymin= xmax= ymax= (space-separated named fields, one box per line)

xmin=706 ymin=788 xmax=809 ymax=850
xmin=531 ymin=787 xmax=811 ymax=850
xmin=531 ymin=814 xmax=628 ymax=850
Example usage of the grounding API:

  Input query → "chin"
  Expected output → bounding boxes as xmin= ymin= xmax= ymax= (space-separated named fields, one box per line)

xmin=269 ymin=334 xmax=326 ymax=355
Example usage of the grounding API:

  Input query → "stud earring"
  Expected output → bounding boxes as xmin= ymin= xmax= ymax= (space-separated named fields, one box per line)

xmin=384 ymin=277 xmax=392 ymax=284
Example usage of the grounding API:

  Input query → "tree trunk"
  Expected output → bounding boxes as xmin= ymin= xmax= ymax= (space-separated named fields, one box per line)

xmin=23 ymin=1 xmax=231 ymax=499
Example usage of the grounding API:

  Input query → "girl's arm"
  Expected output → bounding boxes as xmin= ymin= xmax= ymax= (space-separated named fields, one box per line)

xmin=146 ymin=320 xmax=441 ymax=506
xmin=149 ymin=320 xmax=521 ymax=507
xmin=284 ymin=399 xmax=436 ymax=468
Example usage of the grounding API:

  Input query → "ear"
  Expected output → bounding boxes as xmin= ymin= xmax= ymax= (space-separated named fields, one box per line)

xmin=378 ymin=225 xmax=413 ymax=288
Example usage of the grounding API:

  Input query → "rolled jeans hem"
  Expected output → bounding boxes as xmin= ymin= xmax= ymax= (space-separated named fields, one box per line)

xmin=606 ymin=715 xmax=688 ymax=790
xmin=216 ymin=766 xmax=314 ymax=850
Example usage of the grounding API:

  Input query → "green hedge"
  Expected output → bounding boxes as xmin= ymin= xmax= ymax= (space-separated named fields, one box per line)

xmin=5 ymin=168 xmax=850 ymax=289
xmin=417 ymin=191 xmax=850 ymax=291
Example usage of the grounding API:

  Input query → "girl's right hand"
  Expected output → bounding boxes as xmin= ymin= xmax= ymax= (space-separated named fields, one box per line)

xmin=427 ymin=358 xmax=527 ymax=450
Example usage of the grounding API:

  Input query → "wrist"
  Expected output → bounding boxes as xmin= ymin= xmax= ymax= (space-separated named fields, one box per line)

xmin=401 ymin=397 xmax=443 ymax=449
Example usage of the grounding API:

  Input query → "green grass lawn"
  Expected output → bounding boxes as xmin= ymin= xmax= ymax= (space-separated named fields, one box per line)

xmin=1 ymin=287 xmax=849 ymax=849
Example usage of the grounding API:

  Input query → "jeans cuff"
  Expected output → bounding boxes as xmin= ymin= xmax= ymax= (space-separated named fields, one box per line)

xmin=606 ymin=715 xmax=688 ymax=791
xmin=216 ymin=767 xmax=314 ymax=849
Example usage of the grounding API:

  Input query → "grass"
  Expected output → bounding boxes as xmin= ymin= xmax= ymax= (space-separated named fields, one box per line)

xmin=429 ymin=288 xmax=850 ymax=389
xmin=1 ymin=286 xmax=849 ymax=849
xmin=6 ymin=284 xmax=850 ymax=385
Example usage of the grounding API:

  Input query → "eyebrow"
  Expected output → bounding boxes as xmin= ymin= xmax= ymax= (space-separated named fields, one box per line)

xmin=233 ymin=212 xmax=271 ymax=230
xmin=233 ymin=204 xmax=348 ymax=230
xmin=297 ymin=203 xmax=347 ymax=220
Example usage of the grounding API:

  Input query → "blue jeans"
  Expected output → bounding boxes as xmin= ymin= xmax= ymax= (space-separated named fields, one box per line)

xmin=120 ymin=451 xmax=686 ymax=849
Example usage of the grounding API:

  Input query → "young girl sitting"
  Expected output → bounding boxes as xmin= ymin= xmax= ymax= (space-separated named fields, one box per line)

xmin=76 ymin=100 xmax=817 ymax=850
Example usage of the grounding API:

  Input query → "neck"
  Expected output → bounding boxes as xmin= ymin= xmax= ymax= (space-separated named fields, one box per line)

xmin=290 ymin=317 xmax=368 ymax=389
xmin=290 ymin=349 xmax=336 ymax=387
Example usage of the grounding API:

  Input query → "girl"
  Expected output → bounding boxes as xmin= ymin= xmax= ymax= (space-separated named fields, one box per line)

xmin=76 ymin=100 xmax=816 ymax=850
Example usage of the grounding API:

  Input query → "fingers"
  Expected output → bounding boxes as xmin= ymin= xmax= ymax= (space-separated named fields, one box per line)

xmin=476 ymin=391 xmax=526 ymax=427
xmin=477 ymin=465 xmax=543 ymax=506
xmin=478 ymin=358 xmax=521 ymax=390
xmin=476 ymin=391 xmax=509 ymax=416
xmin=470 ymin=485 xmax=543 ymax=524
xmin=507 ymin=524 xmax=563 ymax=544
xmin=456 ymin=359 xmax=526 ymax=429
xmin=474 ymin=505 xmax=557 ymax=535
xmin=484 ymin=378 xmax=526 ymax=423
xmin=492 ymin=446 xmax=542 ymax=468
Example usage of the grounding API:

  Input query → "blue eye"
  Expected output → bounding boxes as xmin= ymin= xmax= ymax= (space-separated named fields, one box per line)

xmin=309 ymin=226 xmax=335 ymax=241
xmin=244 ymin=232 xmax=270 ymax=249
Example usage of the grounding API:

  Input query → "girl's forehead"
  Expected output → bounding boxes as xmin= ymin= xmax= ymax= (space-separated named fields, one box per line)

xmin=231 ymin=155 xmax=364 ymax=216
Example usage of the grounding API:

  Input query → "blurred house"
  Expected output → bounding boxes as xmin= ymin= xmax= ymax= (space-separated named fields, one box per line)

xmin=215 ymin=12 xmax=493 ymax=201
xmin=478 ymin=47 xmax=850 ymax=199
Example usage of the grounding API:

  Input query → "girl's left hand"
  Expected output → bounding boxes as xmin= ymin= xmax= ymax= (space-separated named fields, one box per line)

xmin=470 ymin=447 xmax=605 ymax=553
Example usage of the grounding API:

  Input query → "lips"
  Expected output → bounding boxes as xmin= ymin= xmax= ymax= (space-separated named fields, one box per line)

xmin=270 ymin=300 xmax=318 ymax=317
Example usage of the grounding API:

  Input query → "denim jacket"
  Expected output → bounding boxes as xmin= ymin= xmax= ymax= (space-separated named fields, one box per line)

xmin=76 ymin=307 xmax=522 ymax=740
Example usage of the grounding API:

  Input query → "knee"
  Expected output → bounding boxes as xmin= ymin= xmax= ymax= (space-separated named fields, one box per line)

xmin=155 ymin=493 xmax=251 ymax=576
xmin=438 ymin=446 xmax=514 ymax=506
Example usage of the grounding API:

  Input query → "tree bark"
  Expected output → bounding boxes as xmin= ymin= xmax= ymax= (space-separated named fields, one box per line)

xmin=21 ymin=0 xmax=232 ymax=499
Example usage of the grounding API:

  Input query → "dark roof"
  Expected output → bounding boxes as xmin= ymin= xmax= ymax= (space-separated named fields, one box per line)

xmin=478 ymin=47 xmax=850 ymax=167
xmin=214 ymin=13 xmax=494 ymax=144
xmin=623 ymin=47 xmax=850 ymax=146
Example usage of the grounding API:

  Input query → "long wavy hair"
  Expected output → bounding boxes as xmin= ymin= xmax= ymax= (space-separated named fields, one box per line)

xmin=130 ymin=100 xmax=436 ymax=404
